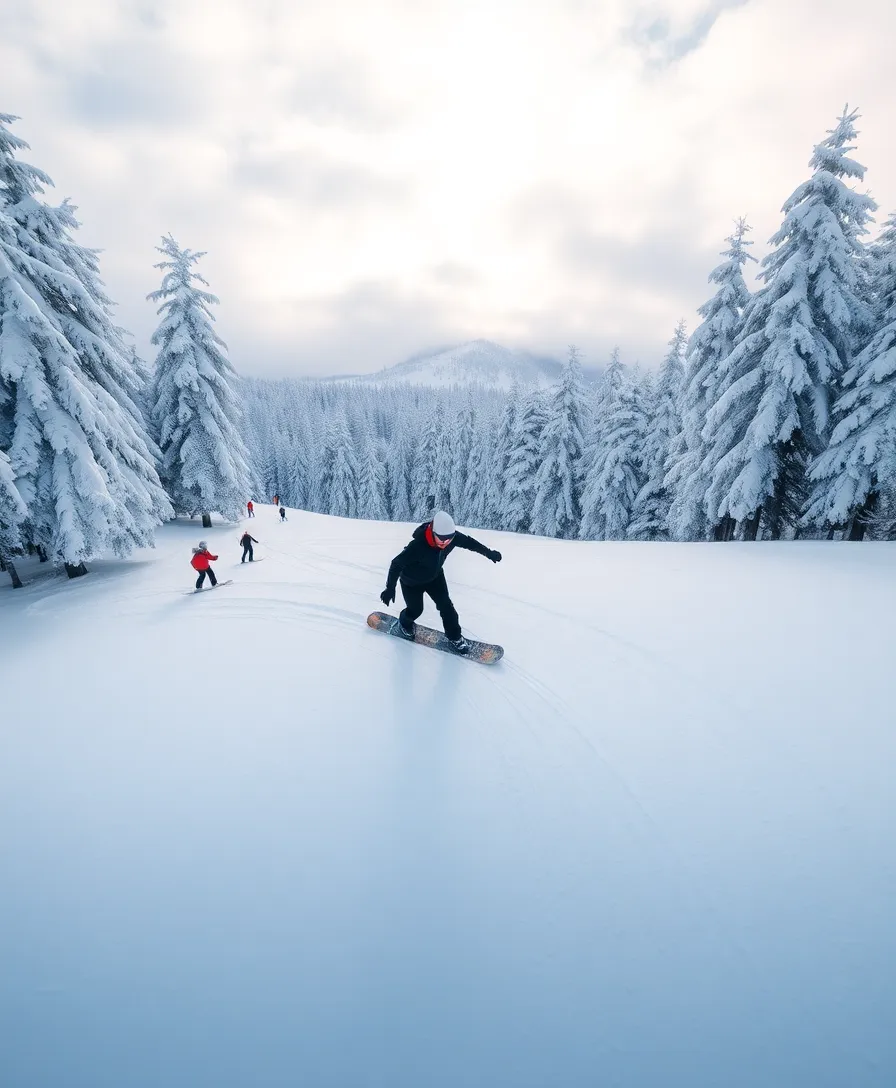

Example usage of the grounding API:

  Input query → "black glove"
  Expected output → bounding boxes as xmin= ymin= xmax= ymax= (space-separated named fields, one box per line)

xmin=380 ymin=587 xmax=395 ymax=606
xmin=488 ymin=549 xmax=502 ymax=563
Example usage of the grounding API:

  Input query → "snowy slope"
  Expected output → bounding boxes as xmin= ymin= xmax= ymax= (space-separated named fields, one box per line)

xmin=2 ymin=510 xmax=895 ymax=1088
xmin=335 ymin=338 xmax=564 ymax=390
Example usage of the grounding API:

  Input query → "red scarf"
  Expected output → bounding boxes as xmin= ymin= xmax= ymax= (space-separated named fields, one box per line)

xmin=425 ymin=524 xmax=452 ymax=550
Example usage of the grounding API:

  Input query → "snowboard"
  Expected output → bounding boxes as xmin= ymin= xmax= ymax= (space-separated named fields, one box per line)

xmin=239 ymin=558 xmax=264 ymax=564
xmin=188 ymin=579 xmax=233 ymax=594
xmin=366 ymin=611 xmax=503 ymax=664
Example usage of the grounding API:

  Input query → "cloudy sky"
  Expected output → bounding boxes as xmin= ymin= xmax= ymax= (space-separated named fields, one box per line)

xmin=3 ymin=0 xmax=895 ymax=378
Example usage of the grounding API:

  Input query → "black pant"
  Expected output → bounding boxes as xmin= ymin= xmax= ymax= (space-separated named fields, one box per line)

xmin=242 ymin=544 xmax=254 ymax=562
xmin=196 ymin=568 xmax=218 ymax=589
xmin=400 ymin=572 xmax=461 ymax=640
xmin=248 ymin=510 xmax=255 ymax=517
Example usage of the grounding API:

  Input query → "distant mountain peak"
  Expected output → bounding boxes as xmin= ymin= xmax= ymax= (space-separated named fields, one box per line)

xmin=333 ymin=340 xmax=564 ymax=391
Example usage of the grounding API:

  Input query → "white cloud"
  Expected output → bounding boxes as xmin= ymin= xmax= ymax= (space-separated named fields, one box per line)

xmin=2 ymin=0 xmax=895 ymax=376
xmin=624 ymin=0 xmax=751 ymax=67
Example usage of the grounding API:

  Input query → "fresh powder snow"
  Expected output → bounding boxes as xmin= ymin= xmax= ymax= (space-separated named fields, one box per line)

xmin=2 ymin=504 xmax=895 ymax=1087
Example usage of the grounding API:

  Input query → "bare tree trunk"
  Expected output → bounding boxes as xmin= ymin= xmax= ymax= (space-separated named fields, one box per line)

xmin=740 ymin=509 xmax=761 ymax=541
xmin=847 ymin=490 xmax=878 ymax=541
xmin=712 ymin=515 xmax=736 ymax=541
xmin=0 ymin=549 xmax=23 ymax=588
xmin=64 ymin=562 xmax=88 ymax=579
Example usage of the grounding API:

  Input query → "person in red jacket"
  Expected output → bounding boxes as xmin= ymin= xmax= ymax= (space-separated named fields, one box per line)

xmin=247 ymin=500 xmax=255 ymax=518
xmin=190 ymin=541 xmax=219 ymax=590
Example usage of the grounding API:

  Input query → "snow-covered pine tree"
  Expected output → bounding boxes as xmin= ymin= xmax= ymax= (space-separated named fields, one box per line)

xmin=629 ymin=321 xmax=686 ymax=540
xmin=578 ymin=351 xmax=611 ymax=534
xmin=282 ymin=394 xmax=308 ymax=507
xmin=385 ymin=427 xmax=412 ymax=522
xmin=327 ymin=414 xmax=359 ymax=519
xmin=0 ymin=447 xmax=27 ymax=586
xmin=289 ymin=432 xmax=310 ymax=512
xmin=462 ymin=413 xmax=495 ymax=529
xmin=431 ymin=412 xmax=453 ymax=516
xmin=448 ymin=404 xmax=475 ymax=521
xmin=704 ymin=108 xmax=877 ymax=540
xmin=866 ymin=214 xmax=896 ymax=324
xmin=239 ymin=376 xmax=271 ymax=501
xmin=504 ymin=389 xmax=548 ymax=533
xmin=308 ymin=417 xmax=333 ymax=514
xmin=592 ymin=347 xmax=621 ymax=419
xmin=580 ymin=355 xmax=648 ymax=540
xmin=577 ymin=348 xmax=612 ymax=500
xmin=531 ymin=345 xmax=588 ymax=538
xmin=411 ymin=408 xmax=442 ymax=518
xmin=666 ymin=220 xmax=755 ymax=541
xmin=261 ymin=442 xmax=281 ymax=507
xmin=804 ymin=212 xmax=896 ymax=537
xmin=270 ymin=429 xmax=294 ymax=506
xmin=357 ymin=427 xmax=385 ymax=520
xmin=129 ymin=344 xmax=157 ymax=445
xmin=0 ymin=113 xmax=172 ymax=575
xmin=148 ymin=235 xmax=251 ymax=527
xmin=378 ymin=437 xmax=393 ymax=521
xmin=484 ymin=386 xmax=519 ymax=528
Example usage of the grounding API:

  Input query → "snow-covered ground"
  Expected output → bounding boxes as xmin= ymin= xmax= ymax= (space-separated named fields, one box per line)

xmin=2 ymin=507 xmax=895 ymax=1088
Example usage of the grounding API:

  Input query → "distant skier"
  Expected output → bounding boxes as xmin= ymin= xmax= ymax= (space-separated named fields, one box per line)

xmin=273 ymin=494 xmax=279 ymax=507
xmin=279 ymin=506 xmax=288 ymax=522
xmin=379 ymin=510 xmax=501 ymax=654
xmin=240 ymin=531 xmax=258 ymax=562
xmin=190 ymin=541 xmax=219 ymax=589
xmin=247 ymin=500 xmax=255 ymax=518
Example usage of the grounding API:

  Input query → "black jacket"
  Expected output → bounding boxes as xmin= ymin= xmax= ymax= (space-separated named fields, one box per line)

xmin=386 ymin=522 xmax=491 ymax=590
xmin=240 ymin=533 xmax=258 ymax=546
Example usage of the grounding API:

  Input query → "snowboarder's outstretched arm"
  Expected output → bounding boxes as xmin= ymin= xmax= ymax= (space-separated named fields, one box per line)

xmin=454 ymin=532 xmax=502 ymax=563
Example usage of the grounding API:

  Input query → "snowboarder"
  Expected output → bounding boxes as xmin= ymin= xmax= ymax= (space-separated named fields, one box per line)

xmin=379 ymin=510 xmax=501 ymax=654
xmin=273 ymin=494 xmax=279 ymax=507
xmin=279 ymin=506 xmax=287 ymax=522
xmin=240 ymin=531 xmax=258 ymax=562
xmin=190 ymin=541 xmax=219 ymax=589
xmin=247 ymin=500 xmax=255 ymax=518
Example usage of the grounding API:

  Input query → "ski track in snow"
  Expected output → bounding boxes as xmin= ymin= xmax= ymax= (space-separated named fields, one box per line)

xmin=2 ymin=509 xmax=895 ymax=1088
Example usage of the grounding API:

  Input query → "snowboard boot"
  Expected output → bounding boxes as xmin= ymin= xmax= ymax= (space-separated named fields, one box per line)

xmin=447 ymin=635 xmax=470 ymax=655
xmin=396 ymin=618 xmax=416 ymax=640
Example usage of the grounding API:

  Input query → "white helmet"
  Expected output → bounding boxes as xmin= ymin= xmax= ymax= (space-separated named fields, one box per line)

xmin=432 ymin=510 xmax=455 ymax=537
xmin=198 ymin=540 xmax=208 ymax=549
